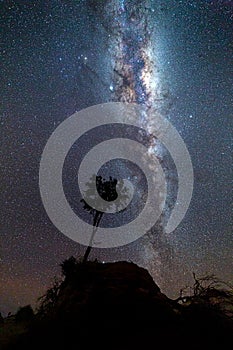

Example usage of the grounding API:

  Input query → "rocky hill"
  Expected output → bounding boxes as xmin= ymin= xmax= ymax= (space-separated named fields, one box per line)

xmin=1 ymin=260 xmax=233 ymax=350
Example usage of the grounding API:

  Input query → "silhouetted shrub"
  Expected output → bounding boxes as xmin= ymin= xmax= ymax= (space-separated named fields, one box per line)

xmin=60 ymin=256 xmax=78 ymax=278
xmin=15 ymin=305 xmax=34 ymax=324
xmin=176 ymin=273 xmax=233 ymax=320
xmin=37 ymin=277 xmax=61 ymax=317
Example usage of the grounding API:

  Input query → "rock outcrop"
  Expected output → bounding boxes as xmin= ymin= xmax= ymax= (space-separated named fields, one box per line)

xmin=3 ymin=261 xmax=233 ymax=350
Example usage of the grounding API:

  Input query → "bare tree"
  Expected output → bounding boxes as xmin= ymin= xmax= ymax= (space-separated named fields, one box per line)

xmin=175 ymin=273 xmax=233 ymax=318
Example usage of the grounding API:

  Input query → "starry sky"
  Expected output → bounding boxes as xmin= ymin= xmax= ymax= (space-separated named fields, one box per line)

xmin=0 ymin=0 xmax=232 ymax=315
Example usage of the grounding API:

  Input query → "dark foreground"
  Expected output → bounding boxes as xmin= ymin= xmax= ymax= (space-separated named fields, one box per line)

xmin=1 ymin=261 xmax=233 ymax=350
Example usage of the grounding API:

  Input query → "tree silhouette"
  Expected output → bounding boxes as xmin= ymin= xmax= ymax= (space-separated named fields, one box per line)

xmin=15 ymin=305 xmax=34 ymax=324
xmin=81 ymin=175 xmax=130 ymax=263
xmin=175 ymin=273 xmax=233 ymax=317
xmin=37 ymin=278 xmax=61 ymax=317
xmin=60 ymin=256 xmax=77 ymax=279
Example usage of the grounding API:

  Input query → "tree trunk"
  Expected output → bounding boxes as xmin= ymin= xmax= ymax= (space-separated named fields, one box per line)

xmin=83 ymin=212 xmax=103 ymax=263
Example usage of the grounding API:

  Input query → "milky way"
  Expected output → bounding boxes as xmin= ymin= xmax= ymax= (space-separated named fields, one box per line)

xmin=100 ymin=0 xmax=178 ymax=280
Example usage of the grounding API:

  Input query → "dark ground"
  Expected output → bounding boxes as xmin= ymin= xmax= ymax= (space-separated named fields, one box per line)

xmin=1 ymin=260 xmax=233 ymax=350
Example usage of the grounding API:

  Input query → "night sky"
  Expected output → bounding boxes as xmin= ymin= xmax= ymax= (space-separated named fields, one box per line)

xmin=0 ymin=0 xmax=232 ymax=315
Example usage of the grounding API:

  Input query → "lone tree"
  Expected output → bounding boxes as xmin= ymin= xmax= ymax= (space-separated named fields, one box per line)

xmin=81 ymin=175 xmax=129 ymax=263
